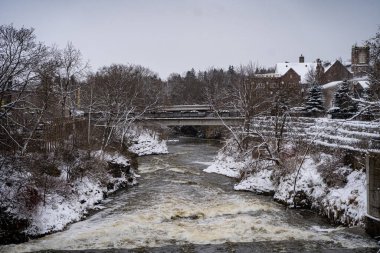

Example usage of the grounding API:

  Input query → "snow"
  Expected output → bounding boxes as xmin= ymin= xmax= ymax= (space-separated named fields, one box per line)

xmin=322 ymin=169 xmax=367 ymax=225
xmin=322 ymin=81 xmax=342 ymax=89
xmin=234 ymin=169 xmax=275 ymax=194
xmin=204 ymin=152 xmax=243 ymax=178
xmin=251 ymin=116 xmax=380 ymax=153
xmin=128 ymin=128 xmax=168 ymax=156
xmin=206 ymin=136 xmax=371 ymax=226
xmin=275 ymin=62 xmax=317 ymax=83
xmin=203 ymin=139 xmax=245 ymax=178
xmin=274 ymin=156 xmax=328 ymax=207
xmin=26 ymin=177 xmax=104 ymax=235
xmin=324 ymin=64 xmax=332 ymax=73
xmin=70 ymin=109 xmax=85 ymax=117
xmin=357 ymin=80 xmax=369 ymax=89
xmin=322 ymin=79 xmax=369 ymax=90
xmin=0 ymin=127 xmax=168 ymax=237
xmin=276 ymin=160 xmax=369 ymax=226
xmin=93 ymin=150 xmax=130 ymax=166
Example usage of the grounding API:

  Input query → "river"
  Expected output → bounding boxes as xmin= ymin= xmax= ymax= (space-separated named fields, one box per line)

xmin=1 ymin=137 xmax=378 ymax=252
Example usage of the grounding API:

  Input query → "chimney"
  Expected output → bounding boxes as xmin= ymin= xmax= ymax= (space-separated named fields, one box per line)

xmin=299 ymin=54 xmax=304 ymax=63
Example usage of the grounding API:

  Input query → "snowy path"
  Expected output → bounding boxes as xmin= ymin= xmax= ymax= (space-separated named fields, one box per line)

xmin=1 ymin=138 xmax=378 ymax=252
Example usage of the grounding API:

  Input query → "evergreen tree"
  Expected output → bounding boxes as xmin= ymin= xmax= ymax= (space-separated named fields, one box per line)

xmin=333 ymin=80 xmax=358 ymax=113
xmin=304 ymin=85 xmax=325 ymax=112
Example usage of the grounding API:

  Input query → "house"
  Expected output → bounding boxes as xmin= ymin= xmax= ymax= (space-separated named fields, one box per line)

xmin=323 ymin=60 xmax=353 ymax=83
xmin=275 ymin=55 xmax=317 ymax=84
xmin=252 ymin=55 xmax=321 ymax=106
xmin=253 ymin=67 xmax=303 ymax=107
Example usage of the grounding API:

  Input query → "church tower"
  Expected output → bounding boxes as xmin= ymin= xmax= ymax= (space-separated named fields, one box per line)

xmin=351 ymin=45 xmax=370 ymax=76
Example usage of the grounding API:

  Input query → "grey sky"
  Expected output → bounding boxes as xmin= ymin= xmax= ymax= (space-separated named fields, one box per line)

xmin=1 ymin=0 xmax=379 ymax=79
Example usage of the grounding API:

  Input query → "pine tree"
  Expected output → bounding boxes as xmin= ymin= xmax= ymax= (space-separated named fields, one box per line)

xmin=304 ymin=85 xmax=325 ymax=112
xmin=333 ymin=80 xmax=358 ymax=113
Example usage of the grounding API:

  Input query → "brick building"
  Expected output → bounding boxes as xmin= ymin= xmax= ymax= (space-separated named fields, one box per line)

xmin=252 ymin=45 xmax=371 ymax=109
xmin=351 ymin=45 xmax=370 ymax=76
xmin=253 ymin=67 xmax=303 ymax=107
xmin=322 ymin=45 xmax=370 ymax=109
xmin=323 ymin=60 xmax=353 ymax=83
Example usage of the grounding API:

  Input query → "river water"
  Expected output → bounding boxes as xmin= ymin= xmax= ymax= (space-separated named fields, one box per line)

xmin=1 ymin=137 xmax=379 ymax=252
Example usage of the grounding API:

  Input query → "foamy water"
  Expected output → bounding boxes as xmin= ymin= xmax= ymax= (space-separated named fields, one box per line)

xmin=1 ymin=138 xmax=377 ymax=252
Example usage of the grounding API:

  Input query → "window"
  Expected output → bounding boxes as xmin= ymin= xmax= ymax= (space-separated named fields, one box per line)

xmin=359 ymin=52 xmax=366 ymax=64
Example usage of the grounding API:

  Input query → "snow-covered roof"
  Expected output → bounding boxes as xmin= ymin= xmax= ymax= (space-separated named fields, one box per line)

xmin=322 ymin=81 xmax=342 ymax=90
xmin=321 ymin=60 xmax=352 ymax=74
xmin=322 ymin=79 xmax=370 ymax=90
xmin=356 ymin=80 xmax=369 ymax=89
xmin=324 ymin=64 xmax=332 ymax=72
xmin=351 ymin=75 xmax=369 ymax=81
xmin=343 ymin=61 xmax=351 ymax=67
xmin=275 ymin=62 xmax=317 ymax=83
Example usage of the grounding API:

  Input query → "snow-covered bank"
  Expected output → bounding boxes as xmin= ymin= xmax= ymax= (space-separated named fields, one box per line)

xmin=127 ymin=127 xmax=168 ymax=156
xmin=0 ymin=128 xmax=168 ymax=241
xmin=234 ymin=169 xmax=275 ymax=194
xmin=205 ymin=142 xmax=368 ymax=226
xmin=26 ymin=177 xmax=105 ymax=235
xmin=0 ymin=151 xmax=133 ymax=237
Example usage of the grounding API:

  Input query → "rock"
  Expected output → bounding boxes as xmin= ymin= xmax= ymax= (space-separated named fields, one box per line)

xmin=0 ymin=209 xmax=29 ymax=245
xmin=293 ymin=190 xmax=312 ymax=208
xmin=107 ymin=182 xmax=114 ymax=191
xmin=170 ymin=212 xmax=205 ymax=221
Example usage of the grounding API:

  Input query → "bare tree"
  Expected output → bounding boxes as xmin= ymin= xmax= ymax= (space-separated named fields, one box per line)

xmin=367 ymin=27 xmax=380 ymax=101
xmin=0 ymin=24 xmax=48 ymax=152
xmin=84 ymin=64 xmax=160 ymax=151
xmin=55 ymin=42 xmax=88 ymax=118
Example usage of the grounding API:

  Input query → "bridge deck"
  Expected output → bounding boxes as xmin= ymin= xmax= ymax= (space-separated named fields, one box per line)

xmin=155 ymin=105 xmax=212 ymax=112
xmin=140 ymin=117 xmax=244 ymax=126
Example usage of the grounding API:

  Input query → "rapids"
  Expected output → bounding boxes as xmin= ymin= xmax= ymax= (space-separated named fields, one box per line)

xmin=1 ymin=137 xmax=378 ymax=252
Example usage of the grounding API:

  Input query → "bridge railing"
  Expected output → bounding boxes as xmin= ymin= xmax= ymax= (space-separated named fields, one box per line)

xmin=143 ymin=110 xmax=242 ymax=118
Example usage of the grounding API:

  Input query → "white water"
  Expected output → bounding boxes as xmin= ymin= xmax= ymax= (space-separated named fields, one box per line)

xmin=1 ymin=138 xmax=377 ymax=252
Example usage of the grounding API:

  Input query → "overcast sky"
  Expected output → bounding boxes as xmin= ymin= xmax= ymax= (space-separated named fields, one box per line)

xmin=1 ymin=0 xmax=379 ymax=79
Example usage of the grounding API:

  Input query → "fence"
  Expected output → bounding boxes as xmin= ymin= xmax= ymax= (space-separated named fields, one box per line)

xmin=0 ymin=118 xmax=95 ymax=153
xmin=251 ymin=116 xmax=380 ymax=153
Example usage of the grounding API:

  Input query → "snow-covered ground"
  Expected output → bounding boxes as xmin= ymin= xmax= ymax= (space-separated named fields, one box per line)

xmin=26 ymin=177 xmax=105 ymax=235
xmin=127 ymin=127 xmax=168 ymax=156
xmin=205 ymin=141 xmax=369 ymax=226
xmin=1 ymin=151 xmax=132 ymax=236
xmin=234 ymin=169 xmax=275 ymax=194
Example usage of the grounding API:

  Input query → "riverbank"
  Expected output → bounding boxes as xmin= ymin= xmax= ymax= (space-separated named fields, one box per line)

xmin=204 ymin=138 xmax=369 ymax=227
xmin=0 ymin=128 xmax=168 ymax=244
